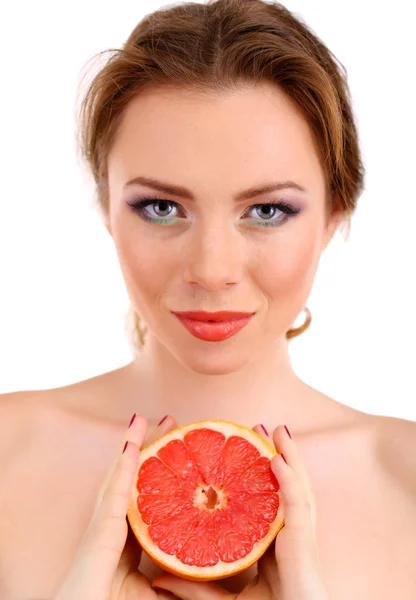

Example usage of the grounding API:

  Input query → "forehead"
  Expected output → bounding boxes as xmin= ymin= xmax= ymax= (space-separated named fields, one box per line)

xmin=108 ymin=83 xmax=325 ymax=196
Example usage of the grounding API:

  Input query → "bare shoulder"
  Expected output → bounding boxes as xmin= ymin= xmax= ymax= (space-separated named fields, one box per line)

xmin=0 ymin=360 xmax=135 ymax=426
xmin=373 ymin=414 xmax=416 ymax=499
xmin=0 ymin=389 xmax=54 ymax=473
xmin=0 ymin=385 xmax=61 ymax=429
xmin=0 ymin=385 xmax=72 ymax=428
xmin=0 ymin=380 xmax=93 ymax=457
xmin=0 ymin=382 xmax=128 ymax=490
xmin=0 ymin=388 xmax=49 ymax=429
xmin=0 ymin=362 xmax=136 ymax=462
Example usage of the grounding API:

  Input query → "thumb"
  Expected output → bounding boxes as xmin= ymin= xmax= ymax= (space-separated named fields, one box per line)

xmin=151 ymin=574 xmax=235 ymax=600
xmin=55 ymin=415 xmax=147 ymax=600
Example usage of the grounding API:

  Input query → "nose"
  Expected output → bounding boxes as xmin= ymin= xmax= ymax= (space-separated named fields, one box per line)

xmin=184 ymin=222 xmax=243 ymax=291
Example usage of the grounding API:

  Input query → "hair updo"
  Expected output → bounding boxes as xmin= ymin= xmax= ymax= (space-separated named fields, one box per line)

xmin=76 ymin=0 xmax=365 ymax=353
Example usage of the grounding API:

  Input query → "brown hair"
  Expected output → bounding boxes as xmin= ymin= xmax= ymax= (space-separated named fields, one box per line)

xmin=76 ymin=0 xmax=365 ymax=351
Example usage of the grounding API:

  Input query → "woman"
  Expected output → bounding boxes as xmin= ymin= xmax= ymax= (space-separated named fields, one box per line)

xmin=0 ymin=0 xmax=415 ymax=598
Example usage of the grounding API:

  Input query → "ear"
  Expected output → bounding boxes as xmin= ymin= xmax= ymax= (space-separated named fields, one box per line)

xmin=322 ymin=208 xmax=342 ymax=251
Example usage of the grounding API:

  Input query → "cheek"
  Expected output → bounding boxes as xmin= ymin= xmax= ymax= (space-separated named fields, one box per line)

xmin=257 ymin=228 xmax=323 ymax=302
xmin=111 ymin=223 xmax=175 ymax=303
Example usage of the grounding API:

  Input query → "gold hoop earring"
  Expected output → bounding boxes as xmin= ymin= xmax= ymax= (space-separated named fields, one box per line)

xmin=125 ymin=305 xmax=147 ymax=352
xmin=286 ymin=307 xmax=312 ymax=340
xmin=134 ymin=312 xmax=147 ymax=347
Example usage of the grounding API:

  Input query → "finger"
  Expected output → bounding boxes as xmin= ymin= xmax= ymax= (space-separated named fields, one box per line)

xmin=253 ymin=423 xmax=289 ymax=586
xmin=118 ymin=524 xmax=143 ymax=572
xmin=143 ymin=414 xmax=178 ymax=449
xmin=253 ymin=424 xmax=317 ymax=549
xmin=94 ymin=414 xmax=178 ymax=516
xmin=91 ymin=415 xmax=148 ymax=521
xmin=55 ymin=417 xmax=147 ymax=600
xmin=116 ymin=416 xmax=179 ymax=582
xmin=92 ymin=412 xmax=176 ymax=545
xmin=252 ymin=423 xmax=273 ymax=444
xmin=151 ymin=575 xmax=235 ymax=600
xmin=118 ymin=569 xmax=174 ymax=599
xmin=272 ymin=425 xmax=317 ymax=532
xmin=270 ymin=452 xmax=318 ymax=566
xmin=84 ymin=416 xmax=147 ymax=563
xmin=153 ymin=590 xmax=179 ymax=600
xmin=253 ymin=422 xmax=316 ymax=532
xmin=256 ymin=425 xmax=324 ymax=589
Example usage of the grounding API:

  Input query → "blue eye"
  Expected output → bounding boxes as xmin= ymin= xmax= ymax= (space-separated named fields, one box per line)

xmin=243 ymin=201 xmax=301 ymax=227
xmin=127 ymin=198 xmax=182 ymax=224
xmin=147 ymin=200 xmax=173 ymax=217
xmin=251 ymin=204 xmax=282 ymax=220
xmin=143 ymin=200 xmax=176 ymax=218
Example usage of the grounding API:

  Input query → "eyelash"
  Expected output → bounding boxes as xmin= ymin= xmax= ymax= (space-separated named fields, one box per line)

xmin=126 ymin=196 xmax=301 ymax=228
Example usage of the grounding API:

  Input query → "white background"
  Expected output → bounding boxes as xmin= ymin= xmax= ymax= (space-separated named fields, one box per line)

xmin=0 ymin=1 xmax=415 ymax=420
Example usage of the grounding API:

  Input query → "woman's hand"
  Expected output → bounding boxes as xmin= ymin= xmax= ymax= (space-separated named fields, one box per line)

xmin=151 ymin=424 xmax=330 ymax=600
xmin=54 ymin=414 xmax=178 ymax=600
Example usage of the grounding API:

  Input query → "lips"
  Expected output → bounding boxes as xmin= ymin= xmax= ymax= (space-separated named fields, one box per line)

xmin=172 ymin=311 xmax=255 ymax=342
xmin=174 ymin=311 xmax=254 ymax=321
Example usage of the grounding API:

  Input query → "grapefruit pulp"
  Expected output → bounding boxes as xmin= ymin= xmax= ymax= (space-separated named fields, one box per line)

xmin=127 ymin=419 xmax=285 ymax=581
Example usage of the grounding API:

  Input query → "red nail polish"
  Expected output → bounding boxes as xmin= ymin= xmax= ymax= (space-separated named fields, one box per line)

xmin=281 ymin=453 xmax=287 ymax=464
xmin=122 ymin=441 xmax=128 ymax=454
xmin=157 ymin=415 xmax=168 ymax=426
xmin=261 ymin=424 xmax=269 ymax=436
xmin=284 ymin=425 xmax=292 ymax=439
xmin=128 ymin=413 xmax=136 ymax=428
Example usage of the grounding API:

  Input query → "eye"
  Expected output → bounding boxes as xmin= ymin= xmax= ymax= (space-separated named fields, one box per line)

xmin=142 ymin=199 xmax=177 ymax=218
xmin=252 ymin=205 xmax=282 ymax=220
xmin=243 ymin=200 xmax=300 ymax=226
xmin=126 ymin=197 xmax=183 ymax=223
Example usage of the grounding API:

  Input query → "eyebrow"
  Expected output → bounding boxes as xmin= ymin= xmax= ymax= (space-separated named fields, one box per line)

xmin=123 ymin=175 xmax=307 ymax=200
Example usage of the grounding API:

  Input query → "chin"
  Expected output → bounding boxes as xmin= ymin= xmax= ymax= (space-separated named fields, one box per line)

xmin=170 ymin=340 xmax=256 ymax=376
xmin=183 ymin=352 xmax=253 ymax=376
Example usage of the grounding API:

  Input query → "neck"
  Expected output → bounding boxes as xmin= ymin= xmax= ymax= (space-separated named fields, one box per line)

xmin=128 ymin=333 xmax=313 ymax=431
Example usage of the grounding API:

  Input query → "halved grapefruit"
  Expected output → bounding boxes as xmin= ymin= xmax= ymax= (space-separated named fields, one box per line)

xmin=127 ymin=419 xmax=285 ymax=581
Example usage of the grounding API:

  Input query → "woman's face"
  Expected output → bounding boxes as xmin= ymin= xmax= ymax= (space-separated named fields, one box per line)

xmin=106 ymin=83 xmax=340 ymax=374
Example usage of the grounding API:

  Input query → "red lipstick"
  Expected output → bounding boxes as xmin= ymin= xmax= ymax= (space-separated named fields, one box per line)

xmin=173 ymin=311 xmax=255 ymax=342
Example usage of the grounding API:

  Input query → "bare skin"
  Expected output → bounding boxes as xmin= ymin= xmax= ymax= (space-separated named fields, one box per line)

xmin=0 ymin=364 xmax=415 ymax=600
xmin=1 ymin=84 xmax=415 ymax=599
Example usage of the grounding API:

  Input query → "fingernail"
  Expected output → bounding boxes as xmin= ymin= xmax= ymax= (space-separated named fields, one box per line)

xmin=128 ymin=413 xmax=136 ymax=428
xmin=122 ymin=441 xmax=129 ymax=454
xmin=284 ymin=425 xmax=292 ymax=439
xmin=261 ymin=424 xmax=269 ymax=436
xmin=157 ymin=415 xmax=168 ymax=426
xmin=281 ymin=452 xmax=287 ymax=464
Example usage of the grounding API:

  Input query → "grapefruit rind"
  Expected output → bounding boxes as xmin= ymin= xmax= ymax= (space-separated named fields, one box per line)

xmin=127 ymin=419 xmax=285 ymax=581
